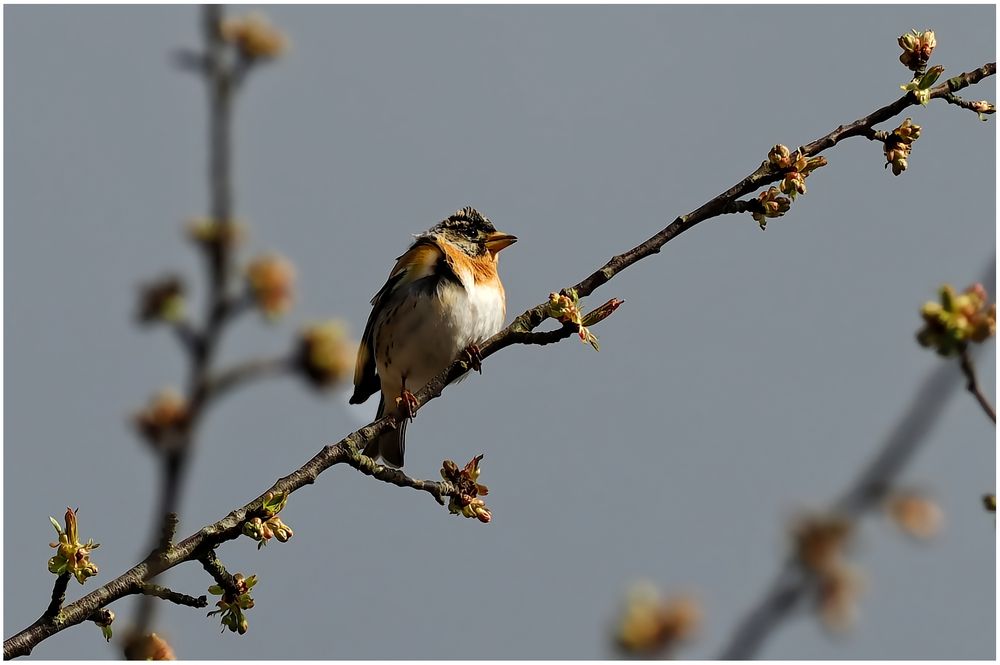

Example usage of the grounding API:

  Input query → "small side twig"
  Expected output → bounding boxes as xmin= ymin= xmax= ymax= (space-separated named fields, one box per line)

xmin=959 ymin=348 xmax=996 ymax=423
xmin=200 ymin=355 xmax=295 ymax=404
xmin=197 ymin=549 xmax=239 ymax=598
xmin=156 ymin=512 xmax=180 ymax=555
xmin=135 ymin=583 xmax=207 ymax=609
xmin=941 ymin=92 xmax=995 ymax=117
xmin=43 ymin=574 xmax=71 ymax=620
xmin=344 ymin=452 xmax=456 ymax=506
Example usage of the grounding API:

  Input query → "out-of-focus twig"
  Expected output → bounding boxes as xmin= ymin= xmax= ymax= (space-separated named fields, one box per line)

xmin=719 ymin=258 xmax=995 ymax=660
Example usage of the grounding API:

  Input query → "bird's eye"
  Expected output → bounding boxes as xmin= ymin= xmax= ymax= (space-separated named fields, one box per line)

xmin=464 ymin=227 xmax=478 ymax=239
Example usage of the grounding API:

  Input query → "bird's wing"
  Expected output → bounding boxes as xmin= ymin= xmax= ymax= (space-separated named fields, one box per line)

xmin=350 ymin=238 xmax=450 ymax=404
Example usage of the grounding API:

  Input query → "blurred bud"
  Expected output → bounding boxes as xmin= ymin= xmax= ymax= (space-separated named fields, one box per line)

xmin=48 ymin=508 xmax=100 ymax=585
xmin=136 ymin=276 xmax=185 ymax=324
xmin=791 ymin=513 xmax=852 ymax=576
xmin=886 ymin=490 xmax=943 ymax=540
xmin=124 ymin=632 xmax=176 ymax=660
xmin=751 ymin=187 xmax=791 ymax=230
xmin=983 ymin=494 xmax=996 ymax=512
xmin=898 ymin=29 xmax=936 ymax=70
xmin=917 ymin=283 xmax=996 ymax=356
xmin=817 ymin=563 xmax=864 ymax=634
xmin=615 ymin=582 xmax=701 ymax=656
xmin=220 ymin=12 xmax=288 ymax=60
xmin=186 ymin=217 xmax=247 ymax=249
xmin=296 ymin=320 xmax=356 ymax=389
xmin=133 ymin=389 xmax=190 ymax=446
xmin=246 ymin=254 xmax=296 ymax=319
xmin=441 ymin=454 xmax=492 ymax=523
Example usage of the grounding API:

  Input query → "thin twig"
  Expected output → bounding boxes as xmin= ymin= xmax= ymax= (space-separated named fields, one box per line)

xmin=5 ymin=60 xmax=994 ymax=661
xmin=135 ymin=583 xmax=207 ymax=609
xmin=200 ymin=355 xmax=294 ymax=404
xmin=959 ymin=348 xmax=996 ymax=423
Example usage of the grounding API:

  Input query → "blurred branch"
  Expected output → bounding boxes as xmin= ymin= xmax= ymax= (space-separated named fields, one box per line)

xmin=719 ymin=258 xmax=995 ymax=660
xmin=6 ymin=50 xmax=994 ymax=661
xmin=134 ymin=4 xmax=256 ymax=640
xmin=199 ymin=355 xmax=295 ymax=404
xmin=959 ymin=348 xmax=996 ymax=423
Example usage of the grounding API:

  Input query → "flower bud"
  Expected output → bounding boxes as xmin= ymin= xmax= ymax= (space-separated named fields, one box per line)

xmin=296 ymin=321 xmax=356 ymax=389
xmin=220 ymin=12 xmax=288 ymax=60
xmin=246 ymin=254 xmax=296 ymax=319
xmin=136 ymin=276 xmax=185 ymax=324
xmin=134 ymin=389 xmax=190 ymax=446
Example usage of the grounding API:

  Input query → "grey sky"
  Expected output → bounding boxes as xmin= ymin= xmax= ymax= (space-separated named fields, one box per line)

xmin=4 ymin=5 xmax=995 ymax=660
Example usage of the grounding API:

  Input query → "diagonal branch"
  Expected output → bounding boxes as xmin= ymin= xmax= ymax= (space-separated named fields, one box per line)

xmin=718 ymin=257 xmax=996 ymax=660
xmin=5 ymin=60 xmax=994 ymax=661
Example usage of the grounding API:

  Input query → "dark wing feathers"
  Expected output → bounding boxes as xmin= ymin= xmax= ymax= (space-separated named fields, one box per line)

xmin=350 ymin=239 xmax=456 ymax=405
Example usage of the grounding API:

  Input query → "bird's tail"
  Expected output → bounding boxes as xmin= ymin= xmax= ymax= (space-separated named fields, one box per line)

xmin=363 ymin=394 xmax=406 ymax=468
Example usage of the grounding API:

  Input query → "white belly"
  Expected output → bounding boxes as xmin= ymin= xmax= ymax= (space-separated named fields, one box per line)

xmin=374 ymin=279 xmax=505 ymax=397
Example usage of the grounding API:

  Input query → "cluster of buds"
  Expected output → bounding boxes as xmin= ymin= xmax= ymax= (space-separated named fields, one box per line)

xmin=133 ymin=388 xmax=190 ymax=447
xmin=614 ymin=582 xmax=701 ymax=656
xmin=883 ymin=118 xmax=921 ymax=176
xmin=791 ymin=512 xmax=863 ymax=633
xmin=92 ymin=609 xmax=115 ymax=643
xmin=885 ymin=489 xmax=943 ymax=540
xmin=242 ymin=492 xmax=294 ymax=549
xmin=246 ymin=254 xmax=296 ymax=319
xmin=220 ymin=12 xmax=288 ymax=60
xmin=767 ymin=145 xmax=828 ymax=201
xmin=440 ymin=455 xmax=491 ymax=523
xmin=546 ymin=290 xmax=617 ymax=351
xmin=48 ymin=508 xmax=100 ymax=585
xmin=136 ymin=275 xmax=185 ymax=325
xmin=295 ymin=320 xmax=356 ymax=389
xmin=186 ymin=216 xmax=247 ymax=250
xmin=207 ymin=573 xmax=257 ymax=635
xmin=123 ymin=632 xmax=175 ymax=660
xmin=901 ymin=64 xmax=944 ymax=106
xmin=898 ymin=29 xmax=936 ymax=71
xmin=751 ymin=187 xmax=792 ymax=230
xmin=916 ymin=283 xmax=996 ymax=356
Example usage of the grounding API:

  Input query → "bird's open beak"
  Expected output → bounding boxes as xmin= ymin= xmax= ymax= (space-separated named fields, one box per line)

xmin=485 ymin=231 xmax=518 ymax=254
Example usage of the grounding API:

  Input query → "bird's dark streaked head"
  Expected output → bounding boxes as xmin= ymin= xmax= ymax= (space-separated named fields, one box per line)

xmin=426 ymin=207 xmax=517 ymax=258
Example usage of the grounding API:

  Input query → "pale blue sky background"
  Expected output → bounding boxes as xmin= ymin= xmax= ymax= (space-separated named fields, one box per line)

xmin=4 ymin=5 xmax=995 ymax=660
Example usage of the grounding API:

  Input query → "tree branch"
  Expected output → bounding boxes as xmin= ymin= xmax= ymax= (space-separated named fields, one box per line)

xmin=718 ymin=257 xmax=996 ymax=659
xmin=6 ymin=60 xmax=994 ymax=661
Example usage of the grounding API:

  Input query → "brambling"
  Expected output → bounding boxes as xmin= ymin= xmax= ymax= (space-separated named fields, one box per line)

xmin=350 ymin=207 xmax=517 ymax=467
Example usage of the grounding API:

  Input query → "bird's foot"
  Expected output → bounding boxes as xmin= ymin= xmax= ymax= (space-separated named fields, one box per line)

xmin=463 ymin=344 xmax=483 ymax=374
xmin=395 ymin=389 xmax=419 ymax=422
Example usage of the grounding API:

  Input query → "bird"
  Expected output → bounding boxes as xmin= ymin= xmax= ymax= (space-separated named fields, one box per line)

xmin=350 ymin=207 xmax=517 ymax=467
